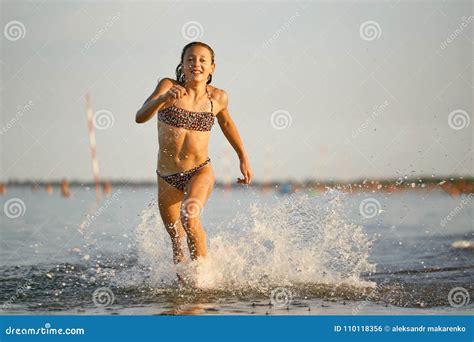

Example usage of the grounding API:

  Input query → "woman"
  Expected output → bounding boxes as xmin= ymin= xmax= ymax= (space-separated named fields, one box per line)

xmin=135 ymin=42 xmax=253 ymax=276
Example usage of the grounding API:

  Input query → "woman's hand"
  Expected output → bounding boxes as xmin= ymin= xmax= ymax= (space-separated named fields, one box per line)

xmin=237 ymin=157 xmax=253 ymax=185
xmin=163 ymin=84 xmax=187 ymax=100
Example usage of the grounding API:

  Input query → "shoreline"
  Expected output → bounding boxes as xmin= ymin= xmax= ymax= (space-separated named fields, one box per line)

xmin=2 ymin=176 xmax=473 ymax=195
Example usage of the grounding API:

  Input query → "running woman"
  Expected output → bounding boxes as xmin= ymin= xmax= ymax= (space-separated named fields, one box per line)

xmin=136 ymin=42 xmax=253 ymax=276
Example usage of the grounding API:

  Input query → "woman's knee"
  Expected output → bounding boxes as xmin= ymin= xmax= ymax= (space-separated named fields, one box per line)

xmin=180 ymin=215 xmax=204 ymax=236
xmin=158 ymin=202 xmax=183 ymax=239
xmin=180 ymin=196 xmax=204 ymax=219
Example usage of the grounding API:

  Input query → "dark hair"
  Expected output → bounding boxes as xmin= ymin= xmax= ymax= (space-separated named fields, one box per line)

xmin=175 ymin=42 xmax=215 ymax=85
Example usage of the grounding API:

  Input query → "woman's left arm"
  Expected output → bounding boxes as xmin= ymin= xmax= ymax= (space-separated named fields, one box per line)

xmin=216 ymin=91 xmax=253 ymax=185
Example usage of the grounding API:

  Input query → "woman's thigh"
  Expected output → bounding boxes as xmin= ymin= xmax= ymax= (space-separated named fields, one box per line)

xmin=183 ymin=164 xmax=215 ymax=213
xmin=157 ymin=176 xmax=185 ymax=228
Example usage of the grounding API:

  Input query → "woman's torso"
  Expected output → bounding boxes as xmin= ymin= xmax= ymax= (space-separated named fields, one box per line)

xmin=157 ymin=84 xmax=216 ymax=174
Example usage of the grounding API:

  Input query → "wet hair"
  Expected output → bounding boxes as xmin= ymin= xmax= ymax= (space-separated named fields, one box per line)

xmin=175 ymin=42 xmax=215 ymax=85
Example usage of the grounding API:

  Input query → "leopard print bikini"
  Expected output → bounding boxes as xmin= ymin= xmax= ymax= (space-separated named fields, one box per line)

xmin=156 ymin=86 xmax=214 ymax=192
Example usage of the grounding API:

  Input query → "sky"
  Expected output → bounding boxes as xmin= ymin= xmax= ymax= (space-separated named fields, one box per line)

xmin=0 ymin=0 xmax=472 ymax=182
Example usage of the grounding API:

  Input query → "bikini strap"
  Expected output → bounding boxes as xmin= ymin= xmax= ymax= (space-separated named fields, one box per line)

xmin=206 ymin=85 xmax=214 ymax=113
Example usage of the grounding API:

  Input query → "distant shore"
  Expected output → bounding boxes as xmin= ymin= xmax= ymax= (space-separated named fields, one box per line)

xmin=1 ymin=176 xmax=473 ymax=195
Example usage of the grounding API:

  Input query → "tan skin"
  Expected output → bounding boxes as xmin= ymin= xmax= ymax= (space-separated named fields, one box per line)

xmin=136 ymin=45 xmax=253 ymax=274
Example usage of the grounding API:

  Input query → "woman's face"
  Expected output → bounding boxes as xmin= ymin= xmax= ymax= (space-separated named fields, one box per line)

xmin=182 ymin=45 xmax=214 ymax=84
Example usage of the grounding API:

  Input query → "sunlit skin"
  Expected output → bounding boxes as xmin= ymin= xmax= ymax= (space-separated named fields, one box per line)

xmin=136 ymin=45 xmax=253 ymax=280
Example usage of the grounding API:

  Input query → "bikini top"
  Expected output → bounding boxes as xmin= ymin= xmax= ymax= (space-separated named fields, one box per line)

xmin=157 ymin=86 xmax=215 ymax=132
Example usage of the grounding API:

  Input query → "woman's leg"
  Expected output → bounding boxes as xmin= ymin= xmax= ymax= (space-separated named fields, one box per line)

xmin=157 ymin=175 xmax=186 ymax=264
xmin=181 ymin=164 xmax=215 ymax=260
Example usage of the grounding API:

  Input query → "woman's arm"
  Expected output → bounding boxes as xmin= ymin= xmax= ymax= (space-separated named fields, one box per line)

xmin=216 ymin=91 xmax=253 ymax=184
xmin=135 ymin=78 xmax=186 ymax=123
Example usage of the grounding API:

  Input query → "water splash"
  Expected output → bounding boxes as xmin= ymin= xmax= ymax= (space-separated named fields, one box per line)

xmin=134 ymin=189 xmax=376 ymax=293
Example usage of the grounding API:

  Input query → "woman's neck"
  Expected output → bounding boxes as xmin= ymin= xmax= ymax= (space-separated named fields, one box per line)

xmin=184 ymin=81 xmax=207 ymax=99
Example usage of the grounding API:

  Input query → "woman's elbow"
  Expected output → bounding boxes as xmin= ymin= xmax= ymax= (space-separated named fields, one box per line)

xmin=217 ymin=117 xmax=231 ymax=128
xmin=136 ymin=107 xmax=150 ymax=123
xmin=135 ymin=112 xmax=144 ymax=124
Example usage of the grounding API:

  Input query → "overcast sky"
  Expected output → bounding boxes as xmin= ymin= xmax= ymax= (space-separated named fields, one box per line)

xmin=1 ymin=0 xmax=472 ymax=182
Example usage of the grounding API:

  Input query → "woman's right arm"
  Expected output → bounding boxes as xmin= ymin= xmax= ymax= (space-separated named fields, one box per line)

xmin=135 ymin=78 xmax=173 ymax=124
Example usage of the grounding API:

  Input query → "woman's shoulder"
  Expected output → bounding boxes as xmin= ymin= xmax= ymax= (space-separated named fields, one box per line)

xmin=208 ymin=85 xmax=228 ymax=107
xmin=158 ymin=77 xmax=177 ymax=86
